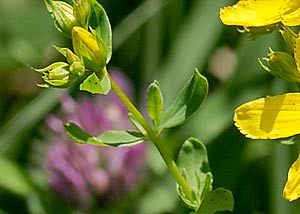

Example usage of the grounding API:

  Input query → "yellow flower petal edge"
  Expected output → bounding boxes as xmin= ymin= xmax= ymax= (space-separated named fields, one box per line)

xmin=283 ymin=153 xmax=300 ymax=201
xmin=233 ymin=93 xmax=300 ymax=139
xmin=282 ymin=7 xmax=300 ymax=26
xmin=294 ymin=31 xmax=300 ymax=71
xmin=220 ymin=0 xmax=300 ymax=27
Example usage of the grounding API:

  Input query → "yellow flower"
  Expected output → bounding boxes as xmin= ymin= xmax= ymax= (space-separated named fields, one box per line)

xmin=283 ymin=153 xmax=300 ymax=201
xmin=220 ymin=0 xmax=300 ymax=27
xmin=72 ymin=26 xmax=107 ymax=72
xmin=234 ymin=93 xmax=300 ymax=139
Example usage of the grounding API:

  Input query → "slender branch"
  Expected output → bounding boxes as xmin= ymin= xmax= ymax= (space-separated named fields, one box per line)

xmin=108 ymin=73 xmax=193 ymax=199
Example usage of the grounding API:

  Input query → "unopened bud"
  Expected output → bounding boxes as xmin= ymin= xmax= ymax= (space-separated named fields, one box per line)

xmin=45 ymin=0 xmax=79 ymax=37
xmin=73 ymin=0 xmax=91 ymax=28
xmin=36 ymin=62 xmax=70 ymax=87
xmin=259 ymin=49 xmax=300 ymax=82
xmin=72 ymin=26 xmax=107 ymax=72
xmin=70 ymin=61 xmax=85 ymax=76
xmin=54 ymin=46 xmax=81 ymax=64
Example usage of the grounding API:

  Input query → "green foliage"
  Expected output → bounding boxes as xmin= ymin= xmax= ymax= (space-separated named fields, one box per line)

xmin=65 ymin=123 xmax=145 ymax=146
xmin=147 ymin=80 xmax=163 ymax=129
xmin=80 ymin=72 xmax=111 ymax=94
xmin=176 ymin=138 xmax=212 ymax=210
xmin=158 ymin=69 xmax=208 ymax=130
xmin=197 ymin=188 xmax=234 ymax=213
xmin=89 ymin=0 xmax=112 ymax=62
xmin=0 ymin=158 xmax=33 ymax=196
xmin=176 ymin=138 xmax=233 ymax=213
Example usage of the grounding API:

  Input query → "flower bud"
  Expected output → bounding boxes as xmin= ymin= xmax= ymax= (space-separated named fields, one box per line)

xmin=259 ymin=49 xmax=300 ymax=83
xmin=70 ymin=61 xmax=85 ymax=76
xmin=72 ymin=26 xmax=107 ymax=72
xmin=36 ymin=62 xmax=70 ymax=87
xmin=54 ymin=46 xmax=80 ymax=64
xmin=45 ymin=0 xmax=79 ymax=37
xmin=72 ymin=0 xmax=91 ymax=28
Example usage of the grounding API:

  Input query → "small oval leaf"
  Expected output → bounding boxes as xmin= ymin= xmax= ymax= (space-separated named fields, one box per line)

xmin=176 ymin=137 xmax=212 ymax=210
xmin=159 ymin=69 xmax=208 ymax=129
xmin=89 ymin=0 xmax=112 ymax=62
xmin=65 ymin=122 xmax=92 ymax=144
xmin=147 ymin=80 xmax=163 ymax=126
xmin=95 ymin=130 xmax=146 ymax=146
xmin=65 ymin=123 xmax=145 ymax=147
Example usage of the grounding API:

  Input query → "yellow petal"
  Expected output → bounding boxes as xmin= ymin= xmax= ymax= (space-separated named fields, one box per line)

xmin=220 ymin=0 xmax=300 ymax=27
xmin=283 ymin=153 xmax=300 ymax=201
xmin=233 ymin=93 xmax=300 ymax=139
xmin=282 ymin=3 xmax=300 ymax=26
xmin=220 ymin=0 xmax=284 ymax=27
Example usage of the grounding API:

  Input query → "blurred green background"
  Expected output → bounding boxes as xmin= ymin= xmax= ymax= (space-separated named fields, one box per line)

xmin=1 ymin=0 xmax=300 ymax=213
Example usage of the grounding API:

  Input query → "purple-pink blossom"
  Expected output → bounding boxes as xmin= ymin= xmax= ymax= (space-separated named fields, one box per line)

xmin=44 ymin=69 xmax=147 ymax=209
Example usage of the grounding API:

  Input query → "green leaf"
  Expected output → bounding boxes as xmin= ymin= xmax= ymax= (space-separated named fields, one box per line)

xmin=146 ymin=80 xmax=163 ymax=127
xmin=80 ymin=72 xmax=111 ymax=94
xmin=65 ymin=123 xmax=145 ymax=147
xmin=197 ymin=188 xmax=234 ymax=214
xmin=65 ymin=122 xmax=92 ymax=144
xmin=128 ymin=113 xmax=147 ymax=136
xmin=96 ymin=130 xmax=146 ymax=146
xmin=0 ymin=158 xmax=33 ymax=196
xmin=89 ymin=0 xmax=112 ymax=62
xmin=176 ymin=137 xmax=212 ymax=210
xmin=159 ymin=69 xmax=208 ymax=129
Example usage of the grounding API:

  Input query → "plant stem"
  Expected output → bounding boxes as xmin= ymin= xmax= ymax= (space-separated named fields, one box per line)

xmin=108 ymin=73 xmax=193 ymax=199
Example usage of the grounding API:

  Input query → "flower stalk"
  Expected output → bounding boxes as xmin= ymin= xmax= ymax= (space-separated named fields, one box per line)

xmin=108 ymin=73 xmax=193 ymax=200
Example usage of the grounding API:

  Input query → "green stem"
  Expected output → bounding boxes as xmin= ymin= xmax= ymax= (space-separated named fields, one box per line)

xmin=108 ymin=73 xmax=193 ymax=199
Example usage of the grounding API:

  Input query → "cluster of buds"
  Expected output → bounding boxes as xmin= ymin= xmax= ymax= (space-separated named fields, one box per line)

xmin=37 ymin=0 xmax=110 ymax=92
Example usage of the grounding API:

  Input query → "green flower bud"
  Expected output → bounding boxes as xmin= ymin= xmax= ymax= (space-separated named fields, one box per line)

xmin=45 ymin=0 xmax=79 ymax=37
xmin=72 ymin=26 xmax=107 ymax=72
xmin=36 ymin=62 xmax=71 ymax=87
xmin=72 ymin=0 xmax=91 ymax=28
xmin=70 ymin=61 xmax=85 ymax=76
xmin=259 ymin=49 xmax=300 ymax=83
xmin=53 ymin=45 xmax=81 ymax=64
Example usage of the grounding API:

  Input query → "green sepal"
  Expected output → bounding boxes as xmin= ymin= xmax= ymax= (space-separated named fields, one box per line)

xmin=89 ymin=0 xmax=112 ymax=62
xmin=146 ymin=80 xmax=163 ymax=128
xmin=159 ymin=69 xmax=208 ymax=130
xmin=80 ymin=72 xmax=111 ymax=94
xmin=197 ymin=188 xmax=234 ymax=214
xmin=259 ymin=49 xmax=300 ymax=83
xmin=237 ymin=24 xmax=279 ymax=40
xmin=65 ymin=122 xmax=146 ymax=147
xmin=35 ymin=62 xmax=73 ymax=87
xmin=280 ymin=25 xmax=297 ymax=53
xmin=176 ymin=137 xmax=212 ymax=210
